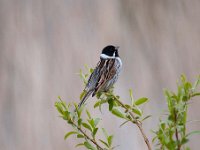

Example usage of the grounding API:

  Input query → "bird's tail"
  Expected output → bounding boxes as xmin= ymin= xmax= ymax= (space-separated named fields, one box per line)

xmin=78 ymin=90 xmax=93 ymax=109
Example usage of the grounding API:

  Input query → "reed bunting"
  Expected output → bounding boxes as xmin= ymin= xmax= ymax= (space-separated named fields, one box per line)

xmin=78 ymin=45 xmax=122 ymax=108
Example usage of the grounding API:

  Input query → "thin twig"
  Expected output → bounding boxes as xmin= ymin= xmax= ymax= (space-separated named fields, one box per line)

xmin=114 ymin=97 xmax=152 ymax=150
xmin=136 ymin=123 xmax=152 ymax=150
xmin=72 ymin=121 xmax=104 ymax=150
xmin=174 ymin=109 xmax=181 ymax=150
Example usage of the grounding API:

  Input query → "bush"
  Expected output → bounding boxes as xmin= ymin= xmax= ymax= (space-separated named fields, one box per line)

xmin=55 ymin=67 xmax=200 ymax=150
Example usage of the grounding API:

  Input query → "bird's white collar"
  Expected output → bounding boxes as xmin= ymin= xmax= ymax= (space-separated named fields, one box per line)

xmin=100 ymin=54 xmax=115 ymax=59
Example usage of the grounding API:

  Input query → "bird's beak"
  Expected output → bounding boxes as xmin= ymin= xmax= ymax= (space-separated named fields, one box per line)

xmin=115 ymin=46 xmax=119 ymax=50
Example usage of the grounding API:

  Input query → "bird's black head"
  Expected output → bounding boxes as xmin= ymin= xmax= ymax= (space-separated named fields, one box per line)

xmin=100 ymin=45 xmax=119 ymax=59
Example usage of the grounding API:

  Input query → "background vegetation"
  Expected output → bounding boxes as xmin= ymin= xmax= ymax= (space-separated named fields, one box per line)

xmin=55 ymin=68 xmax=200 ymax=150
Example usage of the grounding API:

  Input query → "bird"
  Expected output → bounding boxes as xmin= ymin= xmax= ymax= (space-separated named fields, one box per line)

xmin=78 ymin=45 xmax=122 ymax=109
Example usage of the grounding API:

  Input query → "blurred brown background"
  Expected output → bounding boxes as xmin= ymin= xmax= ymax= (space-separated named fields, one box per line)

xmin=0 ymin=0 xmax=200 ymax=150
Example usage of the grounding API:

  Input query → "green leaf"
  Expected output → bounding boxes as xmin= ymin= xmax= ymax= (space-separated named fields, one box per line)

xmin=94 ymin=100 xmax=107 ymax=108
xmin=84 ymin=141 xmax=96 ymax=150
xmin=120 ymin=120 xmax=130 ymax=127
xmin=78 ymin=118 xmax=82 ymax=126
xmin=77 ymin=134 xmax=84 ymax=138
xmin=141 ymin=115 xmax=151 ymax=121
xmin=90 ymin=68 xmax=94 ymax=73
xmin=55 ymin=102 xmax=63 ymax=115
xmin=73 ymin=103 xmax=78 ymax=111
xmin=193 ymin=76 xmax=200 ymax=90
xmin=88 ymin=119 xmax=95 ymax=129
xmin=185 ymin=147 xmax=191 ymax=150
xmin=129 ymin=89 xmax=134 ymax=105
xmin=111 ymin=108 xmax=126 ymax=119
xmin=85 ymin=74 xmax=89 ymax=78
xmin=134 ymin=97 xmax=148 ymax=105
xmin=185 ymin=82 xmax=192 ymax=89
xmin=124 ymin=103 xmax=131 ymax=108
xmin=99 ymin=139 xmax=109 ymax=148
xmin=160 ymin=122 xmax=166 ymax=130
xmin=165 ymin=90 xmax=173 ymax=113
xmin=82 ymin=122 xmax=92 ymax=131
xmin=152 ymin=136 xmax=157 ymax=143
xmin=74 ymin=103 xmax=84 ymax=118
xmin=86 ymin=109 xmax=91 ymax=119
xmin=58 ymin=96 xmax=62 ymax=101
xmin=192 ymin=92 xmax=200 ymax=97
xmin=108 ymin=99 xmax=114 ymax=111
xmin=61 ymin=101 xmax=67 ymax=109
xmin=64 ymin=131 xmax=77 ymax=140
xmin=92 ymin=128 xmax=98 ymax=137
xmin=102 ymin=128 xmax=108 ymax=138
xmin=75 ymin=143 xmax=84 ymax=147
xmin=94 ymin=118 xmax=101 ymax=127
xmin=108 ymin=135 xmax=113 ymax=147
xmin=181 ymin=74 xmax=186 ymax=83
xmin=183 ymin=110 xmax=187 ymax=125
xmin=79 ymin=69 xmax=86 ymax=83
xmin=132 ymin=108 xmax=142 ymax=116
xmin=181 ymin=137 xmax=189 ymax=145
xmin=80 ymin=90 xmax=86 ymax=100
xmin=186 ymin=130 xmax=200 ymax=137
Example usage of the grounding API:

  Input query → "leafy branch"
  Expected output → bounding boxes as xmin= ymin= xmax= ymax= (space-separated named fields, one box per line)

xmin=80 ymin=66 xmax=151 ymax=150
xmin=55 ymin=65 xmax=200 ymax=150
xmin=55 ymin=97 xmax=114 ymax=150
xmin=94 ymin=91 xmax=151 ymax=150
xmin=152 ymin=75 xmax=200 ymax=150
xmin=55 ymin=66 xmax=151 ymax=150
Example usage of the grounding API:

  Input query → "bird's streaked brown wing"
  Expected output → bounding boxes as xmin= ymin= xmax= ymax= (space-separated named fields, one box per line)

xmin=92 ymin=59 xmax=116 ymax=96
xmin=84 ymin=59 xmax=105 ymax=91
xmin=78 ymin=59 xmax=106 ymax=108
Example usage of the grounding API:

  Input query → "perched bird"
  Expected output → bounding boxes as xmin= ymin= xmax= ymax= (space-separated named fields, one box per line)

xmin=78 ymin=45 xmax=122 ymax=108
